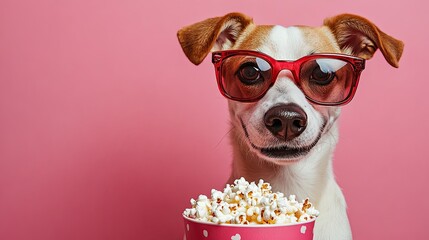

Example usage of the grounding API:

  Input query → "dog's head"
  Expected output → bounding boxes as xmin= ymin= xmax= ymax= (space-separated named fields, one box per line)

xmin=177 ymin=13 xmax=403 ymax=165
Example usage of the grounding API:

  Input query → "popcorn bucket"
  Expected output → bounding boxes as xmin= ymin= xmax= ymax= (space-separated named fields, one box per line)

xmin=183 ymin=215 xmax=316 ymax=240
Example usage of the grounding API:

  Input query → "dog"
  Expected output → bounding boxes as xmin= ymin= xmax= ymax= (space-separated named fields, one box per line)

xmin=177 ymin=13 xmax=403 ymax=239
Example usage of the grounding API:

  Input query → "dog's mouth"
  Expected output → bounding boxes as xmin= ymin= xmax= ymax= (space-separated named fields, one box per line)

xmin=258 ymin=142 xmax=318 ymax=159
xmin=240 ymin=119 xmax=325 ymax=160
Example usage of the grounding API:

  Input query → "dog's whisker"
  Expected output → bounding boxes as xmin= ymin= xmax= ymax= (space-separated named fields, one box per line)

xmin=214 ymin=125 xmax=235 ymax=149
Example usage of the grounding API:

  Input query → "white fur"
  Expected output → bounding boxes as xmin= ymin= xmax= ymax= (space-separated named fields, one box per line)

xmin=227 ymin=26 xmax=352 ymax=239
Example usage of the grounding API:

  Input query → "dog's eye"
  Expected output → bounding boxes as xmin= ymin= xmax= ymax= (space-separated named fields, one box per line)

xmin=237 ymin=63 xmax=263 ymax=85
xmin=310 ymin=66 xmax=336 ymax=85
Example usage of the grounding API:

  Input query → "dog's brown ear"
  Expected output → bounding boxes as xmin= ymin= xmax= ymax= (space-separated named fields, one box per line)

xmin=177 ymin=12 xmax=253 ymax=65
xmin=324 ymin=14 xmax=404 ymax=68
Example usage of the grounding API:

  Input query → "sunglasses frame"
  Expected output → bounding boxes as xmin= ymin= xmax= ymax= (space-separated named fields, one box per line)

xmin=212 ymin=50 xmax=366 ymax=106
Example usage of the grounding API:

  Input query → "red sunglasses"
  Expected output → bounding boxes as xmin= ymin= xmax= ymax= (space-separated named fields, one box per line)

xmin=212 ymin=50 xmax=365 ymax=106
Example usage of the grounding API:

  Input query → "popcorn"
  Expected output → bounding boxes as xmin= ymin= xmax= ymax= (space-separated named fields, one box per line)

xmin=183 ymin=177 xmax=319 ymax=225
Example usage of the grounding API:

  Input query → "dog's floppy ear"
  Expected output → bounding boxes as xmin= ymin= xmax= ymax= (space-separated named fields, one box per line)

xmin=324 ymin=14 xmax=404 ymax=68
xmin=177 ymin=12 xmax=253 ymax=65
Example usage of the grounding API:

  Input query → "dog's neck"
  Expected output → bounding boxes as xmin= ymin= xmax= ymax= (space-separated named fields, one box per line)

xmin=228 ymin=123 xmax=339 ymax=204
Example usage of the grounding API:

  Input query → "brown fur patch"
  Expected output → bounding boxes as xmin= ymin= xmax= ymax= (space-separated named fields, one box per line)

xmin=298 ymin=26 xmax=342 ymax=53
xmin=235 ymin=25 xmax=275 ymax=51
xmin=236 ymin=25 xmax=341 ymax=56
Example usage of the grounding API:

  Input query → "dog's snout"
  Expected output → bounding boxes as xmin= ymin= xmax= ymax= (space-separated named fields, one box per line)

xmin=264 ymin=104 xmax=307 ymax=141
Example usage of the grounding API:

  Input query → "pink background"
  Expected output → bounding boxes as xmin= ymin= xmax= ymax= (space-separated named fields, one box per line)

xmin=0 ymin=0 xmax=428 ymax=239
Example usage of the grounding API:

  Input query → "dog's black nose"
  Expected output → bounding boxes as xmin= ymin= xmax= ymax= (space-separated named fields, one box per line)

xmin=264 ymin=104 xmax=307 ymax=141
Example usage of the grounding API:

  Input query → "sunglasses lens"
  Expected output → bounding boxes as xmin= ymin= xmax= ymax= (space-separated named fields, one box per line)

xmin=220 ymin=55 xmax=273 ymax=101
xmin=299 ymin=58 xmax=355 ymax=104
